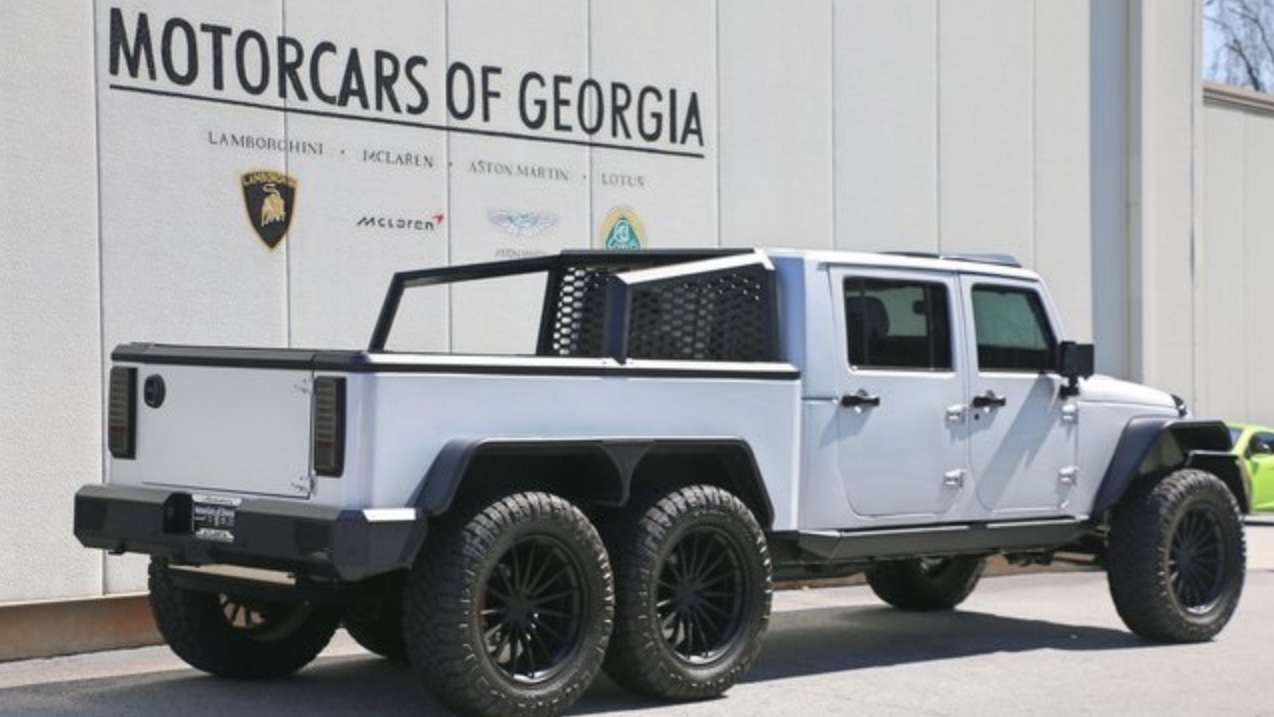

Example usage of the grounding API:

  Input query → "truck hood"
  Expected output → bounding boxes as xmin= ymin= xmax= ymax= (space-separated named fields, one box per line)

xmin=1079 ymin=374 xmax=1180 ymax=413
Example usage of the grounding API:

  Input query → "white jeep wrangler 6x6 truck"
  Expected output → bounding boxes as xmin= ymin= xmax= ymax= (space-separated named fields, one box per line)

xmin=76 ymin=249 xmax=1248 ymax=717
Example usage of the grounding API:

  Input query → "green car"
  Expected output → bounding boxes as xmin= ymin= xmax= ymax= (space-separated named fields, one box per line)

xmin=1230 ymin=422 xmax=1274 ymax=511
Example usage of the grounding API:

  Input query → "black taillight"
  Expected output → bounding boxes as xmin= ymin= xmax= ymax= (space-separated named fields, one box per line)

xmin=108 ymin=367 xmax=137 ymax=459
xmin=312 ymin=377 xmax=346 ymax=477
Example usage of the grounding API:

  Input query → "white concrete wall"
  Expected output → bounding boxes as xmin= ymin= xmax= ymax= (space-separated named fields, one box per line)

xmin=1090 ymin=0 xmax=1131 ymax=377
xmin=1126 ymin=0 xmax=1204 ymax=400
xmin=1198 ymin=88 xmax=1274 ymax=425
xmin=826 ymin=1 xmax=1094 ymax=340
xmin=0 ymin=0 xmax=1192 ymax=603
xmin=0 ymin=4 xmax=104 ymax=602
xmin=719 ymin=0 xmax=832 ymax=251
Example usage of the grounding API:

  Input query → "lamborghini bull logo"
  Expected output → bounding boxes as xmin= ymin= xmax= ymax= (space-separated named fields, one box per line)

xmin=241 ymin=170 xmax=297 ymax=249
xmin=261 ymin=186 xmax=287 ymax=225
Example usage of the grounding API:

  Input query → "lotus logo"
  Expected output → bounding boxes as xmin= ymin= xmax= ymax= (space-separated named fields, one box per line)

xmin=600 ymin=206 xmax=645 ymax=250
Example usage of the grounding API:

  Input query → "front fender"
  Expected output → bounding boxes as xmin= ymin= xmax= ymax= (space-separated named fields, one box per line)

xmin=1092 ymin=418 xmax=1249 ymax=514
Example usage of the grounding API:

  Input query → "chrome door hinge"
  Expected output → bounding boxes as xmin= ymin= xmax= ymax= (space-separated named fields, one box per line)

xmin=1058 ymin=466 xmax=1079 ymax=486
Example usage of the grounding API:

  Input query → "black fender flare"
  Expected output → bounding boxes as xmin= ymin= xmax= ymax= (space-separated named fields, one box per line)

xmin=403 ymin=437 xmax=775 ymax=562
xmin=1092 ymin=417 xmax=1250 ymax=514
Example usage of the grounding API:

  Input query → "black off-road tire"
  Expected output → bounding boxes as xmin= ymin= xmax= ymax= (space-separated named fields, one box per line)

xmin=404 ymin=492 xmax=613 ymax=717
xmin=1107 ymin=468 xmax=1245 ymax=642
xmin=602 ymin=484 xmax=772 ymax=701
xmin=343 ymin=571 xmax=408 ymax=662
xmin=147 ymin=559 xmax=341 ymax=679
xmin=866 ymin=555 xmax=986 ymax=611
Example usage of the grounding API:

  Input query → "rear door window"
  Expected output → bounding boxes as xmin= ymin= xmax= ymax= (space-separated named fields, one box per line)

xmin=843 ymin=277 xmax=953 ymax=371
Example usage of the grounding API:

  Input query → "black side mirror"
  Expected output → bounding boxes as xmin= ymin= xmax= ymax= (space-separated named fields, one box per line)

xmin=1057 ymin=341 xmax=1094 ymax=397
xmin=1057 ymin=341 xmax=1095 ymax=379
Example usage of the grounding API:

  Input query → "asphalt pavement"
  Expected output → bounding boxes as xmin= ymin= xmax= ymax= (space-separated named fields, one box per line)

xmin=2 ymin=518 xmax=1274 ymax=717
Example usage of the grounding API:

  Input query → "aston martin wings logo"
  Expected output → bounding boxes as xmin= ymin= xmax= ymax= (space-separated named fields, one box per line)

xmin=241 ymin=170 xmax=297 ymax=249
xmin=487 ymin=209 xmax=559 ymax=238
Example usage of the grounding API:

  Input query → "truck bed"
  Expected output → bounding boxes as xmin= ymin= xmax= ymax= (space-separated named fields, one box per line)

xmin=107 ymin=343 xmax=803 ymax=520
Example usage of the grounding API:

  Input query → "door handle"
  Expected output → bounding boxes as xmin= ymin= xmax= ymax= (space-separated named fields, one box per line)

xmin=841 ymin=390 xmax=881 ymax=408
xmin=971 ymin=391 xmax=1007 ymax=409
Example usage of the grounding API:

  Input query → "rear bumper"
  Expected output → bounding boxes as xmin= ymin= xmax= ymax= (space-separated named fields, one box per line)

xmin=73 ymin=485 xmax=423 ymax=582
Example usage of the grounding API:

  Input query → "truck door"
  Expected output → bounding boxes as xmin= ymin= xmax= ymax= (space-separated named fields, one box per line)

xmin=829 ymin=268 xmax=969 ymax=519
xmin=961 ymin=278 xmax=1079 ymax=516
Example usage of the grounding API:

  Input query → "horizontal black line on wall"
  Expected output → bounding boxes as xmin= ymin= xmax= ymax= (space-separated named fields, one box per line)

xmin=108 ymin=84 xmax=707 ymax=160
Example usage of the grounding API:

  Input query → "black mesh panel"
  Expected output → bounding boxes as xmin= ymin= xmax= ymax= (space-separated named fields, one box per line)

xmin=626 ymin=265 xmax=774 ymax=362
xmin=542 ymin=255 xmax=776 ymax=362
xmin=546 ymin=266 xmax=618 ymax=357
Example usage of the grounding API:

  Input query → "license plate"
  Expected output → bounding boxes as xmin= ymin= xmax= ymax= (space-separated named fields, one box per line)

xmin=192 ymin=494 xmax=241 ymax=543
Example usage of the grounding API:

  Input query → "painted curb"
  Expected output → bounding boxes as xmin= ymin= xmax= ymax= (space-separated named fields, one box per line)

xmin=0 ymin=594 xmax=159 ymax=663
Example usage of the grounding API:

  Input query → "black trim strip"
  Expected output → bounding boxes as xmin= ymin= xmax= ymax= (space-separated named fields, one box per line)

xmin=112 ymin=344 xmax=351 ymax=370
xmin=794 ymin=518 xmax=1092 ymax=562
xmin=111 ymin=84 xmax=707 ymax=159
xmin=111 ymin=344 xmax=801 ymax=380
xmin=327 ymin=361 xmax=801 ymax=380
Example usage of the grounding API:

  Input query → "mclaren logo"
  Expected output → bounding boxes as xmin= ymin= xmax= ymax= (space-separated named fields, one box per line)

xmin=241 ymin=170 xmax=297 ymax=249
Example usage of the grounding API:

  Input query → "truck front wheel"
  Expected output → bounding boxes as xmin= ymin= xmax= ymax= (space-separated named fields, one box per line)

xmin=1107 ymin=468 xmax=1245 ymax=642
xmin=866 ymin=556 xmax=986 ymax=611
xmin=602 ymin=484 xmax=772 ymax=701
xmin=404 ymin=491 xmax=614 ymax=717
xmin=147 ymin=559 xmax=340 ymax=679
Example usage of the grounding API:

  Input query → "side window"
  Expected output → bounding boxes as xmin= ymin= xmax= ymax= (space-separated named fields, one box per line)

xmin=844 ymin=277 xmax=952 ymax=370
xmin=1252 ymin=432 xmax=1274 ymax=457
xmin=970 ymin=284 xmax=1056 ymax=372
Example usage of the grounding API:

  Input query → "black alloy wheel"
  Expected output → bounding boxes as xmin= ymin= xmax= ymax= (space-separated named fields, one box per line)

xmin=147 ymin=558 xmax=341 ymax=679
xmin=1107 ymin=468 xmax=1245 ymax=642
xmin=480 ymin=535 xmax=590 ymax=683
xmin=602 ymin=484 xmax=771 ymax=701
xmin=404 ymin=491 xmax=613 ymax=717
xmin=1168 ymin=502 xmax=1228 ymax=615
xmin=218 ymin=594 xmax=312 ymax=640
xmin=655 ymin=524 xmax=749 ymax=664
xmin=866 ymin=555 xmax=986 ymax=611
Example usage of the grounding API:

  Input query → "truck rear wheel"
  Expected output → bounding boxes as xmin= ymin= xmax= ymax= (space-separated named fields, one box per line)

xmin=602 ymin=484 xmax=772 ymax=701
xmin=866 ymin=556 xmax=986 ymax=610
xmin=343 ymin=572 xmax=407 ymax=662
xmin=147 ymin=559 xmax=340 ymax=679
xmin=1107 ymin=468 xmax=1245 ymax=642
xmin=404 ymin=491 xmax=613 ymax=717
